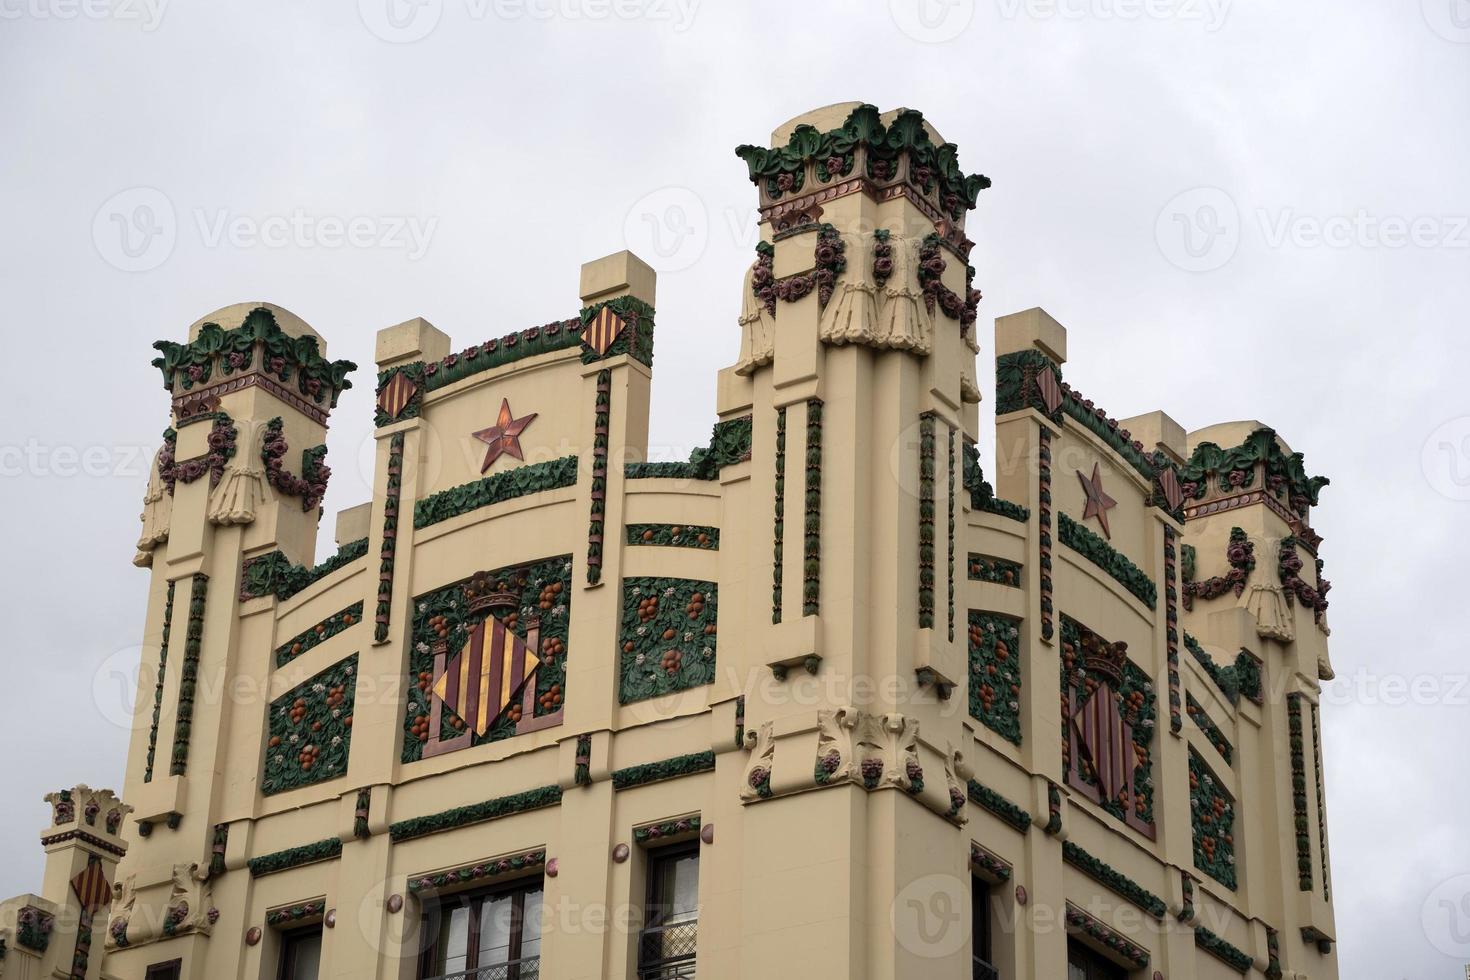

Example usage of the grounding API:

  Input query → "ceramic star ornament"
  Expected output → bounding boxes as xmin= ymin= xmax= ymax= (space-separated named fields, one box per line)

xmin=474 ymin=398 xmax=538 ymax=473
xmin=1077 ymin=462 xmax=1118 ymax=538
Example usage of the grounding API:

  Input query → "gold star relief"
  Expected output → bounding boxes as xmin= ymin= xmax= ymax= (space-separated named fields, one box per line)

xmin=473 ymin=398 xmax=538 ymax=473
xmin=1077 ymin=462 xmax=1118 ymax=539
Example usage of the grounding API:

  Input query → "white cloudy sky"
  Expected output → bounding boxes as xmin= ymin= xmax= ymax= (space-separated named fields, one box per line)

xmin=2 ymin=1 xmax=1467 ymax=976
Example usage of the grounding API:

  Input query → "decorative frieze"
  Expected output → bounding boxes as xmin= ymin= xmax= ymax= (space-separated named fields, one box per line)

xmin=1194 ymin=926 xmax=1252 ymax=973
xmin=266 ymin=901 xmax=326 ymax=927
xmin=968 ymin=554 xmax=1021 ymax=586
xmin=625 ymin=415 xmax=752 ymax=481
xmin=611 ymin=751 xmax=716 ymax=790
xmin=151 ymin=306 xmax=356 ymax=408
xmin=617 ymin=578 xmax=718 ymax=704
xmin=1187 ymin=693 xmax=1234 ymax=764
xmin=275 ymin=602 xmax=362 ymax=668
xmin=1061 ymin=841 xmax=1167 ymax=918
xmin=1182 ymin=633 xmax=1263 ymax=707
xmin=1064 ymin=903 xmax=1150 ymax=970
xmin=735 ymin=104 xmax=990 ymax=224
xmin=918 ymin=413 xmax=936 ymax=629
xmin=625 ymin=524 xmax=719 ymax=550
xmin=168 ymin=574 xmax=209 ymax=777
xmin=408 ymin=848 xmax=546 ymax=894
xmin=375 ymin=433 xmax=404 ymax=642
xmin=772 ymin=407 xmax=786 ymax=623
xmin=587 ymin=370 xmax=611 ymax=584
xmin=248 ymin=838 xmax=343 ymax=877
xmin=1164 ymin=527 xmax=1183 ymax=735
xmin=947 ymin=426 xmax=957 ymax=640
xmin=1312 ymin=700 xmax=1331 ymax=901
xmin=261 ymin=417 xmax=330 ymax=513
xmin=262 ymin=654 xmax=357 ymax=796
xmin=388 ymin=785 xmax=562 ymax=843
xmin=968 ymin=841 xmax=1012 ymax=883
xmin=414 ymin=455 xmax=579 ymax=530
xmin=633 ymin=815 xmax=700 ymax=845
xmin=803 ymin=400 xmax=823 ymax=616
xmin=240 ymin=538 xmax=369 ymax=603
xmin=966 ymin=779 xmax=1031 ymax=833
xmin=1180 ymin=425 xmax=1329 ymax=522
xmin=143 ymin=580 xmax=176 ymax=783
xmin=1189 ymin=748 xmax=1237 ymax=891
xmin=1038 ymin=426 xmax=1054 ymax=641
xmin=1287 ymin=694 xmax=1313 ymax=891
xmin=967 ymin=611 xmax=1022 ymax=745
xmin=1057 ymin=512 xmax=1157 ymax=609
xmin=1183 ymin=526 xmax=1254 ymax=610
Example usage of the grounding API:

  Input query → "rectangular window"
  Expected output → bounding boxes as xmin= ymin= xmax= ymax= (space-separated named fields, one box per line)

xmin=418 ymin=880 xmax=542 ymax=980
xmin=1067 ymin=940 xmax=1125 ymax=980
xmin=971 ymin=877 xmax=997 ymax=980
xmin=638 ymin=844 xmax=699 ymax=980
xmin=145 ymin=961 xmax=182 ymax=980
xmin=280 ymin=929 xmax=323 ymax=980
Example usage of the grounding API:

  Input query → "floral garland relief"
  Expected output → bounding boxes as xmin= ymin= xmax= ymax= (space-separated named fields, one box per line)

xmin=968 ymin=612 xmax=1022 ymax=745
xmin=618 ymin=578 xmax=718 ymax=704
xmin=263 ymin=654 xmax=357 ymax=795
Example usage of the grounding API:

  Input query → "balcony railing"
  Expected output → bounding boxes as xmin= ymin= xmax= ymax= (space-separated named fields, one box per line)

xmin=422 ymin=957 xmax=540 ymax=980
xmin=637 ymin=919 xmax=697 ymax=980
xmin=972 ymin=955 xmax=1000 ymax=980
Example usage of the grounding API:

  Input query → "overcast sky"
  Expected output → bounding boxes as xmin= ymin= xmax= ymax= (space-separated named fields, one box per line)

xmin=2 ymin=1 xmax=1467 ymax=976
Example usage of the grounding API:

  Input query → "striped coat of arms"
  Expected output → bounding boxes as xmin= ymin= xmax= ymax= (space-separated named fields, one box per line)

xmin=377 ymin=371 xmax=418 ymax=422
xmin=584 ymin=306 xmax=627 ymax=357
xmin=431 ymin=617 xmax=538 ymax=736
xmin=71 ymin=857 xmax=113 ymax=912
xmin=1072 ymin=686 xmax=1133 ymax=802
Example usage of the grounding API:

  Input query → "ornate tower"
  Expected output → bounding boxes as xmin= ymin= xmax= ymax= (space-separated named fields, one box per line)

xmin=722 ymin=102 xmax=992 ymax=977
xmin=114 ymin=303 xmax=355 ymax=970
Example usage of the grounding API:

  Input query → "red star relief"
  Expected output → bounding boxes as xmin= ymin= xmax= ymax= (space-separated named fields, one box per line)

xmin=473 ymin=398 xmax=537 ymax=473
xmin=1077 ymin=462 xmax=1118 ymax=538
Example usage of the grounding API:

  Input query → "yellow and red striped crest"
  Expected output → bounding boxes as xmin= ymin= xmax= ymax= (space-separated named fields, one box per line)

xmin=584 ymin=306 xmax=627 ymax=358
xmin=431 ymin=617 xmax=538 ymax=736
xmin=377 ymin=371 xmax=418 ymax=422
xmin=1073 ymin=687 xmax=1133 ymax=801
xmin=71 ymin=857 xmax=112 ymax=913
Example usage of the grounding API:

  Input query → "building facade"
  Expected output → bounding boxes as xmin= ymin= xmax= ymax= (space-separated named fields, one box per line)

xmin=0 ymin=103 xmax=1339 ymax=980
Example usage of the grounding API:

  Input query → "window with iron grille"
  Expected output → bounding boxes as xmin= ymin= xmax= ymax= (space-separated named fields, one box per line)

xmin=638 ymin=844 xmax=699 ymax=980
xmin=972 ymin=877 xmax=998 ymax=980
xmin=417 ymin=880 xmax=543 ymax=980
